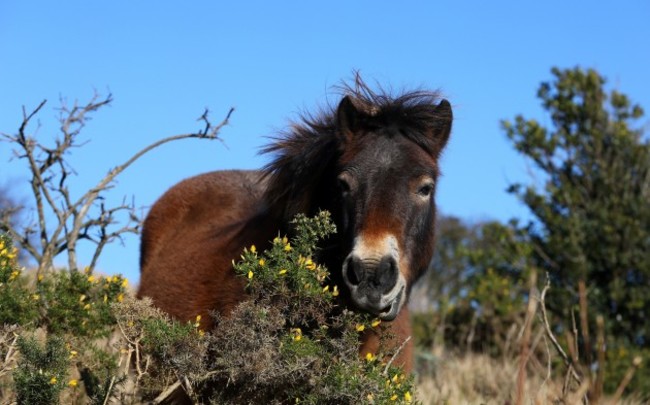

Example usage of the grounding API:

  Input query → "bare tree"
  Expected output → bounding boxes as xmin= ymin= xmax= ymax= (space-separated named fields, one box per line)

xmin=0 ymin=92 xmax=233 ymax=276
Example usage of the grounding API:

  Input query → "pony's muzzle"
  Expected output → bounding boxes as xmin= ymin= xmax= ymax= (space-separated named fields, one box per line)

xmin=342 ymin=254 xmax=406 ymax=321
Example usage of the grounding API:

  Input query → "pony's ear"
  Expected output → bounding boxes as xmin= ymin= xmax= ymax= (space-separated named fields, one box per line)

xmin=336 ymin=95 xmax=366 ymax=142
xmin=429 ymin=99 xmax=453 ymax=154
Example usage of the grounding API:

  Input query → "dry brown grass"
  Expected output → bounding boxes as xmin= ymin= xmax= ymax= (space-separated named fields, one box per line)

xmin=416 ymin=352 xmax=559 ymax=404
xmin=415 ymin=351 xmax=645 ymax=405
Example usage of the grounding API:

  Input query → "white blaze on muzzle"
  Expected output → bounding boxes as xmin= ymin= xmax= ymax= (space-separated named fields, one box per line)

xmin=342 ymin=234 xmax=407 ymax=320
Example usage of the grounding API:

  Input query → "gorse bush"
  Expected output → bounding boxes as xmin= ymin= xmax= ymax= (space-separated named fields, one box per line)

xmin=217 ymin=211 xmax=416 ymax=404
xmin=13 ymin=334 xmax=69 ymax=405
xmin=0 ymin=233 xmax=129 ymax=405
xmin=0 ymin=235 xmax=39 ymax=325
xmin=115 ymin=211 xmax=417 ymax=404
xmin=234 ymin=210 xmax=341 ymax=326
xmin=0 ymin=233 xmax=128 ymax=338
xmin=39 ymin=269 xmax=127 ymax=338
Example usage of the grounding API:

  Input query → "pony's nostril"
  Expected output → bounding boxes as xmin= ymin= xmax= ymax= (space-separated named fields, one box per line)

xmin=377 ymin=256 xmax=398 ymax=293
xmin=345 ymin=256 xmax=363 ymax=286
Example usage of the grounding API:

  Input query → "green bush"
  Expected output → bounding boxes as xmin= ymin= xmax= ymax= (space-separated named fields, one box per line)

xmin=2 ymin=212 xmax=417 ymax=404
xmin=0 ymin=234 xmax=39 ymax=325
xmin=13 ymin=334 xmax=69 ymax=405
xmin=1 ymin=232 xmax=129 ymax=404
xmin=39 ymin=269 xmax=127 ymax=338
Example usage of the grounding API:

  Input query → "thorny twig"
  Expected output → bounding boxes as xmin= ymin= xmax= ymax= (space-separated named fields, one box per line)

xmin=383 ymin=336 xmax=412 ymax=376
xmin=116 ymin=316 xmax=151 ymax=400
xmin=0 ymin=328 xmax=20 ymax=379
xmin=102 ymin=375 xmax=116 ymax=405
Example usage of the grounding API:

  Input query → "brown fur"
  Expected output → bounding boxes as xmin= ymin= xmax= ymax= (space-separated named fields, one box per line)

xmin=138 ymin=76 xmax=452 ymax=372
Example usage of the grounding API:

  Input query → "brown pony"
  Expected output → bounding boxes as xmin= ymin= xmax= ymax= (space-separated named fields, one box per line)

xmin=137 ymin=78 xmax=452 ymax=372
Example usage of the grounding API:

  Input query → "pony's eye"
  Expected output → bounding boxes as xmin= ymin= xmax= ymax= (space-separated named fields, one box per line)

xmin=417 ymin=184 xmax=434 ymax=198
xmin=338 ymin=177 xmax=352 ymax=195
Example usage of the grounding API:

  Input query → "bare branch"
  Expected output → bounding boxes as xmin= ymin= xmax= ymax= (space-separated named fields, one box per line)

xmin=66 ymin=105 xmax=234 ymax=273
xmin=611 ymin=356 xmax=642 ymax=403
xmin=592 ymin=315 xmax=605 ymax=402
xmin=538 ymin=275 xmax=582 ymax=387
xmin=152 ymin=380 xmax=183 ymax=404
xmin=515 ymin=270 xmax=538 ymax=405
xmin=578 ymin=279 xmax=592 ymax=367
xmin=1 ymin=93 xmax=234 ymax=277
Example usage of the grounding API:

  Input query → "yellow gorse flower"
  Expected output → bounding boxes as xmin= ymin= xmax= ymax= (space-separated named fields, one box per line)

xmin=1 ymin=246 xmax=17 ymax=260
xmin=68 ymin=379 xmax=78 ymax=387
xmin=250 ymin=245 xmax=257 ymax=253
xmin=332 ymin=285 xmax=339 ymax=297
xmin=117 ymin=293 xmax=124 ymax=303
xmin=291 ymin=328 xmax=302 ymax=341
xmin=404 ymin=391 xmax=412 ymax=402
xmin=258 ymin=258 xmax=265 ymax=266
xmin=371 ymin=319 xmax=381 ymax=328
xmin=365 ymin=352 xmax=376 ymax=362
xmin=87 ymin=275 xmax=95 ymax=283
xmin=356 ymin=324 xmax=365 ymax=332
xmin=278 ymin=269 xmax=287 ymax=275
xmin=50 ymin=377 xmax=57 ymax=384
xmin=390 ymin=394 xmax=398 ymax=401
xmin=284 ymin=242 xmax=292 ymax=252
xmin=248 ymin=271 xmax=254 ymax=279
xmin=305 ymin=258 xmax=316 ymax=270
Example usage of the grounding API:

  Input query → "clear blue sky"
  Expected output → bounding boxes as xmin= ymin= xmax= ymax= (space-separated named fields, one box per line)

xmin=2 ymin=1 xmax=649 ymax=283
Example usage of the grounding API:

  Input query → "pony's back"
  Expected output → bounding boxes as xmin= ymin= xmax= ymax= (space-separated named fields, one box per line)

xmin=138 ymin=170 xmax=273 ymax=326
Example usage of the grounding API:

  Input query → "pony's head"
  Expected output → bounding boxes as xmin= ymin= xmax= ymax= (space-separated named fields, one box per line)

xmin=263 ymin=77 xmax=452 ymax=320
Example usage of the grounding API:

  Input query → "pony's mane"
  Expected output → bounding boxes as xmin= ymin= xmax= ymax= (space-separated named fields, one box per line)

xmin=261 ymin=75 xmax=446 ymax=222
